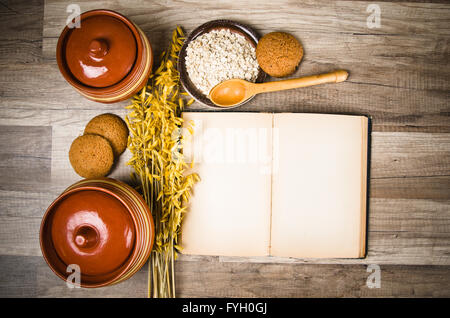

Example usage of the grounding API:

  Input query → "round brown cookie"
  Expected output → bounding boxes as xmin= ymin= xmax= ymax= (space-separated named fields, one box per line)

xmin=256 ymin=32 xmax=303 ymax=78
xmin=84 ymin=113 xmax=129 ymax=157
xmin=69 ymin=134 xmax=114 ymax=178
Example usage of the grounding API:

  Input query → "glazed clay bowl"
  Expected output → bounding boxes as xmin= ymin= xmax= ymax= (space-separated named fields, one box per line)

xmin=56 ymin=9 xmax=153 ymax=103
xmin=178 ymin=19 xmax=267 ymax=109
xmin=40 ymin=178 xmax=154 ymax=288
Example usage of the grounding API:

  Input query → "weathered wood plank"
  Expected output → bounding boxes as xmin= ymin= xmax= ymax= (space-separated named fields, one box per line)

xmin=3 ymin=190 xmax=448 ymax=265
xmin=0 ymin=190 xmax=54 ymax=218
xmin=0 ymin=255 xmax=37 ymax=297
xmin=370 ymin=176 xmax=450 ymax=200
xmin=175 ymin=261 xmax=450 ymax=297
xmin=0 ymin=190 xmax=54 ymax=257
xmin=0 ymin=216 xmax=42 ymax=257
xmin=0 ymin=63 xmax=129 ymax=122
xmin=0 ymin=255 xmax=148 ymax=297
xmin=0 ymin=0 xmax=43 ymax=64
xmin=370 ymin=132 xmax=450 ymax=178
xmin=2 ymin=255 xmax=449 ymax=297
xmin=0 ymin=63 xmax=448 ymax=132
xmin=0 ymin=126 xmax=51 ymax=192
xmin=42 ymin=31 xmax=450 ymax=92
xmin=33 ymin=0 xmax=450 ymax=132
xmin=43 ymin=0 xmax=450 ymax=39
xmin=42 ymin=0 xmax=450 ymax=94
xmin=0 ymin=0 xmax=44 ymax=14
xmin=368 ymin=198 xmax=450 ymax=233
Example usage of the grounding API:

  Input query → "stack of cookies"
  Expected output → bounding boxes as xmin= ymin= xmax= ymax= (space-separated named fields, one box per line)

xmin=69 ymin=114 xmax=129 ymax=178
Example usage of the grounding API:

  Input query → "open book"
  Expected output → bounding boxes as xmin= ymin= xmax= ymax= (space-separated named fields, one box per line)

xmin=181 ymin=112 xmax=369 ymax=258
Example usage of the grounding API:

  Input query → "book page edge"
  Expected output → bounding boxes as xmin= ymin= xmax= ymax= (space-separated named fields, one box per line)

xmin=359 ymin=116 xmax=369 ymax=258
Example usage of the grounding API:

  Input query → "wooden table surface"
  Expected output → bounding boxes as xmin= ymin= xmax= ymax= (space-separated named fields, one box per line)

xmin=0 ymin=0 xmax=449 ymax=298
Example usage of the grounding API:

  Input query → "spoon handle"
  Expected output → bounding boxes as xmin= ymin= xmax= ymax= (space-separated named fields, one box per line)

xmin=253 ymin=70 xmax=348 ymax=94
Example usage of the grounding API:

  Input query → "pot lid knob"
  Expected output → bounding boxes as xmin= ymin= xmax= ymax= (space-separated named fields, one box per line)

xmin=88 ymin=39 xmax=109 ymax=59
xmin=74 ymin=225 xmax=99 ymax=249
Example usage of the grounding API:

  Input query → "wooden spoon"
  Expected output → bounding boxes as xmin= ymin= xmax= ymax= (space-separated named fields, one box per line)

xmin=208 ymin=70 xmax=349 ymax=107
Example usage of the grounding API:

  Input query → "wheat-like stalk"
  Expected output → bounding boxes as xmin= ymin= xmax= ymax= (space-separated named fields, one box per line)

xmin=125 ymin=26 xmax=199 ymax=298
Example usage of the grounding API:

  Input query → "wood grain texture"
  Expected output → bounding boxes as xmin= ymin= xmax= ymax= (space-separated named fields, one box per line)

xmin=0 ymin=0 xmax=449 ymax=297
xmin=175 ymin=261 xmax=450 ymax=298
xmin=1 ymin=255 xmax=449 ymax=297
xmin=0 ymin=0 xmax=44 ymax=65
xmin=370 ymin=132 xmax=450 ymax=178
xmin=3 ymin=190 xmax=448 ymax=266
xmin=370 ymin=176 xmax=450 ymax=200
xmin=0 ymin=126 xmax=51 ymax=192
xmin=0 ymin=61 xmax=448 ymax=131
xmin=25 ymin=0 xmax=448 ymax=132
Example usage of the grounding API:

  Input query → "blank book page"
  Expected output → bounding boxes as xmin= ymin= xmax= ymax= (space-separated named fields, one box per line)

xmin=270 ymin=113 xmax=367 ymax=258
xmin=181 ymin=112 xmax=273 ymax=257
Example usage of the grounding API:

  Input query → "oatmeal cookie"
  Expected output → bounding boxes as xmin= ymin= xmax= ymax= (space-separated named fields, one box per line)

xmin=69 ymin=134 xmax=114 ymax=178
xmin=256 ymin=32 xmax=303 ymax=77
xmin=84 ymin=113 xmax=129 ymax=157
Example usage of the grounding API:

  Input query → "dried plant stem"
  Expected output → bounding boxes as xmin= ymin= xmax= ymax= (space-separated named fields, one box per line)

xmin=126 ymin=26 xmax=199 ymax=298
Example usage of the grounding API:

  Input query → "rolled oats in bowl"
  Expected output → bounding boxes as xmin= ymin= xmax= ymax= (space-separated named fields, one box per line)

xmin=185 ymin=29 xmax=259 ymax=96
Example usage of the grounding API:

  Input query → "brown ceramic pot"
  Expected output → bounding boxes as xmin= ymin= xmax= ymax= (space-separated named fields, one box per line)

xmin=56 ymin=9 xmax=153 ymax=103
xmin=40 ymin=178 xmax=154 ymax=288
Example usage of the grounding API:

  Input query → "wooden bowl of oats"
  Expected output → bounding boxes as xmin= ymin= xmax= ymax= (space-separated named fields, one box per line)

xmin=178 ymin=20 xmax=266 ymax=109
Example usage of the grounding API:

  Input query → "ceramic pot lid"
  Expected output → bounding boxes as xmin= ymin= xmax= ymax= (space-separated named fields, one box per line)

xmin=50 ymin=189 xmax=136 ymax=276
xmin=64 ymin=14 xmax=137 ymax=88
